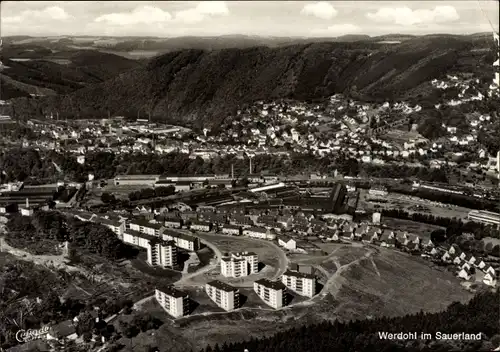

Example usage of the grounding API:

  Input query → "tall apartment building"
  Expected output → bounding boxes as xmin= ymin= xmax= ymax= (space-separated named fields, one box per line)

xmin=147 ymin=239 xmax=178 ymax=268
xmin=205 ymin=280 xmax=240 ymax=311
xmin=220 ymin=251 xmax=258 ymax=278
xmin=129 ymin=219 xmax=163 ymax=237
xmin=281 ymin=270 xmax=316 ymax=298
xmin=155 ymin=285 xmax=190 ymax=318
xmin=162 ymin=229 xmax=200 ymax=251
xmin=253 ymin=279 xmax=287 ymax=309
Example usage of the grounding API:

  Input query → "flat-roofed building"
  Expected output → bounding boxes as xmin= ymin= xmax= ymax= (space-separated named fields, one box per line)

xmin=122 ymin=230 xmax=156 ymax=249
xmin=205 ymin=280 xmax=240 ymax=311
xmin=155 ymin=285 xmax=190 ymax=318
xmin=147 ymin=238 xmax=177 ymax=269
xmin=468 ymin=210 xmax=500 ymax=226
xmin=221 ymin=251 xmax=258 ymax=278
xmin=281 ymin=270 xmax=316 ymax=298
xmin=253 ymin=279 xmax=287 ymax=309
xmin=162 ymin=229 xmax=200 ymax=251
xmin=114 ymin=175 xmax=159 ymax=186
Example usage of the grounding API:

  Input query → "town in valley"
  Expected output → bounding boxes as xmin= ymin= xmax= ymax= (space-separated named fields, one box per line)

xmin=0 ymin=1 xmax=499 ymax=352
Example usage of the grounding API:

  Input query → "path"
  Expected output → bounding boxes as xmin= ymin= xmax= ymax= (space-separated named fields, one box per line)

xmin=0 ymin=237 xmax=81 ymax=273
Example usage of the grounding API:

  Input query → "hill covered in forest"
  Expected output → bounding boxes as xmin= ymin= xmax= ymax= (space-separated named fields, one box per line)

xmin=0 ymin=51 xmax=141 ymax=99
xmin=7 ymin=34 xmax=495 ymax=128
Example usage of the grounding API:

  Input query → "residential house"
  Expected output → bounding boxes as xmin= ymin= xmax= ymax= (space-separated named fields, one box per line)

xmin=190 ymin=220 xmax=212 ymax=232
xmin=243 ymin=227 xmax=276 ymax=240
xmin=147 ymin=238 xmax=177 ymax=269
xmin=164 ymin=218 xmax=183 ymax=229
xmin=221 ymin=224 xmax=241 ymax=236
xmin=278 ymin=235 xmax=297 ymax=250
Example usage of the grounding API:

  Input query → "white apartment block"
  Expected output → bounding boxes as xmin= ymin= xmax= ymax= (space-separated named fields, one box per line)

xmin=155 ymin=286 xmax=190 ymax=318
xmin=147 ymin=239 xmax=178 ymax=268
xmin=281 ymin=270 xmax=316 ymax=298
xmin=253 ymin=279 xmax=287 ymax=309
xmin=122 ymin=230 xmax=155 ymax=249
xmin=162 ymin=230 xmax=200 ymax=251
xmin=205 ymin=280 xmax=240 ymax=311
xmin=221 ymin=252 xmax=258 ymax=278
xmin=129 ymin=219 xmax=163 ymax=237
xmin=96 ymin=217 xmax=126 ymax=239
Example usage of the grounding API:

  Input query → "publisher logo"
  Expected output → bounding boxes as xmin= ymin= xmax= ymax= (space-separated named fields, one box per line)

xmin=15 ymin=326 xmax=49 ymax=343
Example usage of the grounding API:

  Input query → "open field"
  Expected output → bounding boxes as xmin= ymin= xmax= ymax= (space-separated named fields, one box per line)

xmin=359 ymin=189 xmax=474 ymax=219
xmin=137 ymin=244 xmax=472 ymax=351
xmin=483 ymin=237 xmax=500 ymax=247
xmin=192 ymin=232 xmax=288 ymax=280
xmin=382 ymin=217 xmax=444 ymax=238
xmin=94 ymin=183 xmax=148 ymax=200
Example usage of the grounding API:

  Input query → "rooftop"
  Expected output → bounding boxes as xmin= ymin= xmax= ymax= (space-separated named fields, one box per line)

xmin=156 ymin=285 xmax=188 ymax=298
xmin=283 ymin=269 xmax=315 ymax=279
xmin=207 ymin=280 xmax=238 ymax=292
xmin=255 ymin=278 xmax=286 ymax=290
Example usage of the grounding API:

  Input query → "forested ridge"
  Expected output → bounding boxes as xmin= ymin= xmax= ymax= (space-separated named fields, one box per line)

xmin=200 ymin=290 xmax=500 ymax=352
xmin=8 ymin=35 xmax=495 ymax=128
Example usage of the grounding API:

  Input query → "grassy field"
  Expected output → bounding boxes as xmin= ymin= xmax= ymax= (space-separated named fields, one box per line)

xmin=359 ymin=189 xmax=473 ymax=220
xmin=138 ymin=244 xmax=472 ymax=352
xmin=198 ymin=234 xmax=282 ymax=269
xmin=382 ymin=217 xmax=444 ymax=238
xmin=483 ymin=237 xmax=500 ymax=247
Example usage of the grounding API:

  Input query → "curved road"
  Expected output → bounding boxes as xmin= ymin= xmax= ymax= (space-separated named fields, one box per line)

xmin=131 ymin=230 xmax=288 ymax=310
xmin=192 ymin=231 xmax=288 ymax=281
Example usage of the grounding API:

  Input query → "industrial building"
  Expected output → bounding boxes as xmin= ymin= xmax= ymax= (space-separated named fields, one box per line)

xmin=468 ymin=210 xmax=500 ymax=226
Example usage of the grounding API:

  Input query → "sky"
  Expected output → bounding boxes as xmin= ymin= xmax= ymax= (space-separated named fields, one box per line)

xmin=1 ymin=1 xmax=499 ymax=38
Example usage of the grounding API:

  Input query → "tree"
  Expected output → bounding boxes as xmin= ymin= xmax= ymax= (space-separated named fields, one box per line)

xmin=431 ymin=229 xmax=447 ymax=243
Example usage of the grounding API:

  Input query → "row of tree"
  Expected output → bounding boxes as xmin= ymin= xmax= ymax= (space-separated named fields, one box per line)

xmin=128 ymin=185 xmax=176 ymax=201
xmin=200 ymin=290 xmax=500 ymax=352
xmin=5 ymin=211 xmax=137 ymax=260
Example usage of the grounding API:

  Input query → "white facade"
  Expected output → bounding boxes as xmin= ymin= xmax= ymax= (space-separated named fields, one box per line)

xmin=122 ymin=231 xmax=153 ymax=249
xmin=155 ymin=287 xmax=189 ymax=318
xmin=253 ymin=279 xmax=286 ymax=309
xmin=190 ymin=222 xmax=211 ymax=232
xmin=147 ymin=240 xmax=177 ymax=268
xmin=162 ymin=231 xmax=199 ymax=251
xmin=278 ymin=237 xmax=297 ymax=250
xmin=468 ymin=210 xmax=500 ymax=226
xmin=281 ymin=271 xmax=316 ymax=298
xmin=221 ymin=252 xmax=258 ymax=278
xmin=243 ymin=227 xmax=276 ymax=240
xmin=129 ymin=220 xmax=163 ymax=237
xmin=205 ymin=280 xmax=239 ymax=311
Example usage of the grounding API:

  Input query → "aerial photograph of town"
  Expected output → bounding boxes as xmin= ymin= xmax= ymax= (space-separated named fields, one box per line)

xmin=0 ymin=1 xmax=499 ymax=352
